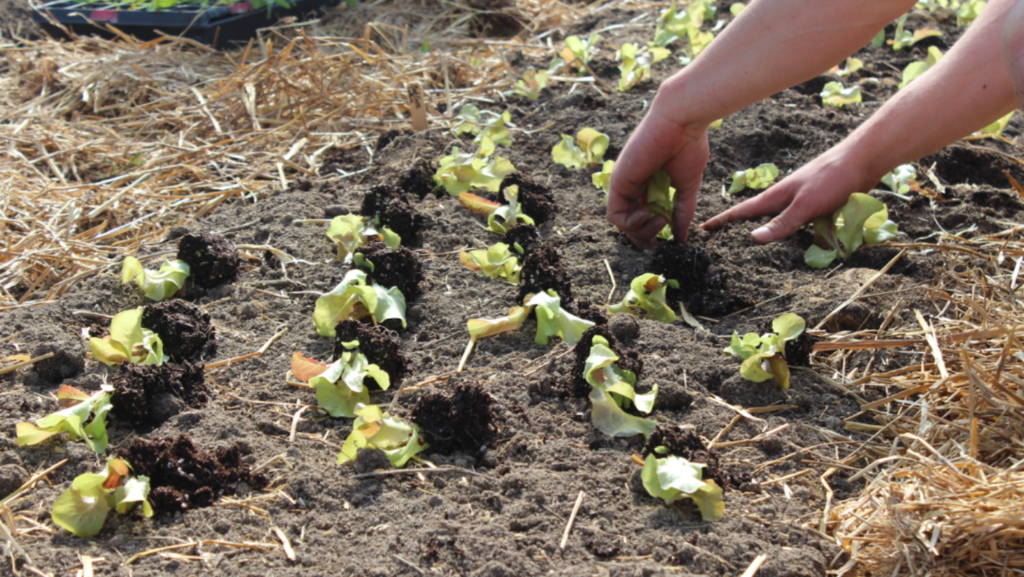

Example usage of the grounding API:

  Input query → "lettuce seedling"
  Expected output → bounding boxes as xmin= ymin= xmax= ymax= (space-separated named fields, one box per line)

xmin=608 ymin=274 xmax=678 ymax=323
xmin=121 ymin=257 xmax=189 ymax=301
xmin=730 ymin=2 xmax=744 ymax=15
xmin=514 ymin=68 xmax=550 ymax=100
xmin=585 ymin=335 xmax=658 ymax=438
xmin=728 ymin=163 xmax=779 ymax=194
xmin=51 ymin=458 xmax=153 ymax=537
xmin=898 ymin=46 xmax=942 ymax=90
xmin=338 ymin=404 xmax=428 ymax=467
xmin=467 ymin=306 xmax=528 ymax=339
xmin=17 ymin=385 xmax=114 ymax=453
xmin=618 ymin=43 xmax=671 ymax=92
xmin=892 ymin=14 xmax=942 ymax=51
xmin=486 ymin=185 xmax=535 ymax=234
xmin=560 ymin=34 xmax=599 ymax=74
xmin=640 ymin=170 xmax=676 ymax=240
xmin=832 ymin=57 xmax=864 ymax=77
xmin=312 ymin=343 xmax=391 ymax=418
xmin=460 ymin=242 xmax=522 ymax=284
xmin=957 ymin=0 xmax=985 ymax=25
xmin=89 ymin=307 xmax=165 ymax=366
xmin=592 ymin=160 xmax=615 ymax=202
xmin=326 ymin=215 xmax=401 ymax=261
xmin=979 ymin=110 xmax=1015 ymax=136
xmin=524 ymin=290 xmax=595 ymax=346
xmin=552 ymin=128 xmax=610 ymax=169
xmin=641 ymin=454 xmax=724 ymax=521
xmin=820 ymin=82 xmax=861 ymax=108
xmin=454 ymin=105 xmax=513 ymax=147
xmin=722 ymin=313 xmax=805 ymax=390
xmin=291 ymin=351 xmax=329 ymax=382
xmin=434 ymin=137 xmax=516 ymax=195
xmin=313 ymin=269 xmax=407 ymax=337
xmin=804 ymin=193 xmax=899 ymax=269
xmin=880 ymin=164 xmax=920 ymax=197
xmin=649 ymin=0 xmax=688 ymax=48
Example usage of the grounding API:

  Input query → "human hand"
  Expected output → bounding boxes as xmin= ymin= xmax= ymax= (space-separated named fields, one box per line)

xmin=701 ymin=145 xmax=877 ymax=242
xmin=606 ymin=103 xmax=710 ymax=250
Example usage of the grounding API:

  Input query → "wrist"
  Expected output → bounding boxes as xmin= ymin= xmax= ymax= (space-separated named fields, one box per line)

xmin=651 ymin=71 xmax=717 ymax=136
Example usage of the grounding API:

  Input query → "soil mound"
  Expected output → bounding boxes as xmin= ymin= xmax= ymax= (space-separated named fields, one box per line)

xmin=361 ymin=184 xmax=426 ymax=243
xmin=518 ymin=245 xmax=573 ymax=304
xmin=142 ymin=300 xmax=216 ymax=362
xmin=646 ymin=243 xmax=752 ymax=317
xmin=176 ymin=232 xmax=241 ymax=289
xmin=500 ymin=172 xmax=555 ymax=225
xmin=110 ymin=362 xmax=207 ymax=427
xmin=566 ymin=326 xmax=643 ymax=398
xmin=354 ymin=240 xmax=425 ymax=298
xmin=502 ymin=224 xmax=542 ymax=255
xmin=332 ymin=320 xmax=408 ymax=387
xmin=398 ymin=159 xmax=437 ymax=199
xmin=410 ymin=382 xmax=496 ymax=456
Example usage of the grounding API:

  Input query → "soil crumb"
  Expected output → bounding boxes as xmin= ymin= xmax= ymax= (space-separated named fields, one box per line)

xmin=354 ymin=240 xmax=425 ymax=298
xmin=176 ymin=232 xmax=241 ymax=289
xmin=500 ymin=172 xmax=555 ymax=225
xmin=410 ymin=381 xmax=497 ymax=456
xmin=566 ymin=326 xmax=643 ymax=398
xmin=647 ymin=243 xmax=752 ymax=317
xmin=141 ymin=300 xmax=216 ymax=362
xmin=332 ymin=319 xmax=408 ymax=387
xmin=110 ymin=362 xmax=207 ymax=427
xmin=116 ymin=435 xmax=268 ymax=513
xmin=361 ymin=184 xmax=426 ymax=243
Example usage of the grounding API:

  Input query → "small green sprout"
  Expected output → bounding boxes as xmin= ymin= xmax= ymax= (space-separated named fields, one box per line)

xmin=618 ymin=43 xmax=671 ymax=92
xmin=804 ymin=193 xmax=899 ymax=269
xmin=641 ymin=454 xmax=724 ymax=521
xmin=892 ymin=15 xmax=942 ymax=51
xmin=434 ymin=137 xmax=516 ymax=195
xmin=313 ymin=269 xmax=407 ymax=337
xmin=728 ymin=163 xmax=779 ymax=194
xmin=454 ymin=105 xmax=513 ymax=147
xmin=560 ymin=34 xmax=599 ymax=74
xmin=820 ymin=82 xmax=862 ymax=108
xmin=88 ymin=307 xmax=165 ymax=367
xmin=608 ymin=274 xmax=678 ymax=323
xmin=649 ymin=0 xmax=688 ymax=48
xmin=326 ymin=214 xmax=401 ymax=261
xmin=979 ymin=110 xmax=1015 ymax=136
xmin=880 ymin=164 xmax=920 ymax=197
xmin=592 ymin=160 xmax=615 ymax=202
xmin=723 ymin=313 xmax=805 ymax=390
xmin=121 ymin=257 xmax=189 ymax=301
xmin=833 ymin=57 xmax=864 ymax=77
xmin=17 ymin=385 xmax=114 ymax=454
xmin=51 ymin=458 xmax=153 ymax=537
xmin=312 ymin=345 xmax=391 ymax=418
xmin=552 ymin=128 xmax=610 ymax=169
xmin=460 ymin=242 xmax=522 ymax=284
xmin=337 ymin=404 xmax=429 ymax=467
xmin=957 ymin=0 xmax=985 ymax=25
xmin=899 ymin=46 xmax=942 ymax=90
xmin=639 ymin=170 xmax=676 ymax=240
xmin=585 ymin=335 xmax=658 ymax=438
xmin=524 ymin=290 xmax=595 ymax=346
xmin=486 ymin=186 xmax=535 ymax=235
xmin=729 ymin=2 xmax=744 ymax=15
xmin=514 ymin=68 xmax=550 ymax=100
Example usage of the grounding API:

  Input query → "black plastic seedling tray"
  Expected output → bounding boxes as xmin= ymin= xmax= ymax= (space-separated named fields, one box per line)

xmin=31 ymin=0 xmax=336 ymax=47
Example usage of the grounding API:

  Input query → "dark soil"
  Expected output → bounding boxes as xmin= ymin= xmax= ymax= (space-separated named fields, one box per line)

xmin=353 ymin=240 xmax=425 ymax=298
xmin=409 ymin=381 xmax=497 ymax=456
xmin=398 ymin=159 xmax=438 ymax=199
xmin=360 ymin=184 xmax=426 ymax=243
xmin=642 ymin=426 xmax=730 ymax=492
xmin=141 ymin=300 xmax=216 ymax=362
xmin=502 ymin=223 xmax=543 ymax=254
xmin=647 ymin=243 xmax=753 ymax=317
xmin=176 ymin=231 xmax=241 ymax=289
xmin=786 ymin=332 xmax=815 ymax=367
xmin=501 ymin=172 xmax=556 ymax=225
xmin=116 ymin=435 xmax=268 ymax=513
xmin=518 ymin=244 xmax=574 ymax=304
xmin=109 ymin=362 xmax=207 ymax=427
xmin=566 ymin=325 xmax=644 ymax=398
xmin=332 ymin=319 xmax=408 ymax=387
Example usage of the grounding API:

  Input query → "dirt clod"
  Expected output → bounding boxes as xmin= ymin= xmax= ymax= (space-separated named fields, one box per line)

xmin=30 ymin=342 xmax=83 ymax=384
xmin=141 ymin=300 xmax=216 ymax=362
xmin=786 ymin=332 xmax=814 ymax=367
xmin=354 ymin=240 xmax=425 ymax=298
xmin=518 ymin=245 xmax=573 ymax=305
xmin=116 ymin=435 xmax=268 ymax=513
xmin=176 ymin=232 xmax=241 ymax=289
xmin=502 ymin=224 xmax=542 ymax=255
xmin=110 ymin=362 xmax=207 ymax=427
xmin=410 ymin=381 xmax=497 ymax=456
xmin=332 ymin=320 xmax=408 ymax=387
xmin=500 ymin=172 xmax=555 ymax=225
xmin=647 ymin=243 xmax=752 ymax=317
xmin=398 ymin=159 xmax=438 ymax=199
xmin=361 ymin=184 xmax=426 ymax=243
xmin=567 ymin=326 xmax=642 ymax=398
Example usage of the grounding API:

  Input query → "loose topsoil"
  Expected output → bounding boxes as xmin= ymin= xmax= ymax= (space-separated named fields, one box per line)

xmin=2 ymin=5 xmax=1024 ymax=576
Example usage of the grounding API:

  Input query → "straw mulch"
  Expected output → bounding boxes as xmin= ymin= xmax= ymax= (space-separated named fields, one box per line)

xmin=815 ymin=227 xmax=1024 ymax=575
xmin=0 ymin=0 xmax=578 ymax=311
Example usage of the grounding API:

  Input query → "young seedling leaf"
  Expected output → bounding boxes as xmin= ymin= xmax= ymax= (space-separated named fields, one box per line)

xmin=979 ymin=110 xmax=1015 ymax=136
xmin=641 ymin=454 xmax=724 ymax=521
xmin=291 ymin=351 xmax=329 ymax=382
xmin=467 ymin=306 xmax=528 ymax=339
xmin=560 ymin=33 xmax=599 ymax=74
xmin=525 ymin=291 xmax=596 ymax=346
xmin=583 ymin=337 xmax=658 ymax=437
xmin=17 ymin=387 xmax=114 ymax=453
xmin=617 ymin=43 xmax=671 ymax=92
xmin=880 ymin=164 xmax=920 ymax=196
xmin=454 ymin=106 xmax=513 ymax=147
xmin=52 ymin=459 xmax=153 ymax=537
xmin=459 ymin=192 xmax=501 ymax=216
xmin=592 ymin=160 xmax=615 ymax=203
xmin=312 ymin=351 xmax=390 ymax=418
xmin=313 ymin=270 xmax=407 ymax=337
xmin=772 ymin=313 xmax=806 ymax=343
xmin=820 ymin=81 xmax=862 ymax=107
xmin=552 ymin=128 xmax=610 ymax=169
xmin=434 ymin=142 xmax=516 ymax=195
xmin=728 ymin=163 xmax=779 ymax=194
xmin=326 ymin=215 xmax=402 ymax=262
xmin=460 ymin=243 xmax=521 ymax=284
xmin=338 ymin=405 xmax=429 ymax=467
xmin=486 ymin=186 xmax=535 ymax=235
xmin=608 ymin=273 xmax=677 ymax=323
xmin=88 ymin=308 xmax=164 ymax=366
xmin=899 ymin=46 xmax=942 ymax=89
xmin=724 ymin=313 xmax=804 ymax=390
xmin=514 ymin=68 xmax=550 ymax=100
xmin=805 ymin=193 xmax=897 ymax=268
xmin=957 ymin=0 xmax=985 ymax=25
xmin=121 ymin=257 xmax=190 ymax=301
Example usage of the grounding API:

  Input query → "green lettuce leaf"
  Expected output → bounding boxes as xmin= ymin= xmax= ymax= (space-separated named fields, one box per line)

xmin=514 ymin=68 xmax=550 ymax=100
xmin=52 ymin=459 xmax=153 ymax=537
xmin=486 ymin=185 xmax=535 ymax=234
xmin=460 ymin=243 xmax=521 ymax=284
xmin=312 ymin=351 xmax=390 ymax=418
xmin=585 ymin=336 xmax=658 ymax=437
xmin=728 ymin=163 xmax=780 ymax=194
xmin=434 ymin=140 xmax=516 ymax=195
xmin=641 ymin=454 xmax=724 ymax=521
xmin=805 ymin=193 xmax=897 ymax=268
xmin=326 ymin=215 xmax=402 ymax=262
xmin=525 ymin=291 xmax=595 ymax=346
xmin=88 ymin=307 xmax=165 ymax=366
xmin=338 ymin=405 xmax=429 ymax=468
xmin=121 ymin=257 xmax=190 ymax=301
xmin=313 ymin=270 xmax=407 ymax=337
xmin=552 ymin=128 xmax=610 ymax=169
xmin=467 ymin=306 xmax=528 ymax=339
xmin=820 ymin=82 xmax=862 ymax=108
xmin=17 ymin=385 xmax=114 ymax=454
xmin=608 ymin=273 xmax=677 ymax=323
xmin=592 ymin=160 xmax=615 ymax=202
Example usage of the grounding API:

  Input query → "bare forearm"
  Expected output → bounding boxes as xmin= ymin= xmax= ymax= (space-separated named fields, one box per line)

xmin=845 ymin=0 xmax=1018 ymax=181
xmin=656 ymin=0 xmax=917 ymax=128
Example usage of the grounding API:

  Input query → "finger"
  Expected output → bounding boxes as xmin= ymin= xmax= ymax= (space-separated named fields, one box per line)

xmin=701 ymin=184 xmax=796 ymax=231
xmin=663 ymin=137 xmax=707 ymax=244
xmin=623 ymin=214 xmax=666 ymax=251
xmin=750 ymin=194 xmax=829 ymax=243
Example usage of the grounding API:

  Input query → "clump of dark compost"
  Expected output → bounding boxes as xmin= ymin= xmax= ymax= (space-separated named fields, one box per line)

xmin=786 ymin=332 xmax=814 ymax=367
xmin=141 ymin=300 xmax=216 ymax=362
xmin=353 ymin=240 xmax=424 ymax=298
xmin=110 ymin=362 xmax=207 ymax=427
xmin=399 ymin=159 xmax=438 ymax=199
xmin=564 ymin=325 xmax=643 ymax=398
xmin=500 ymin=172 xmax=555 ymax=225
xmin=646 ymin=244 xmax=752 ymax=317
xmin=502 ymin=224 xmax=542 ymax=255
xmin=409 ymin=382 xmax=497 ymax=456
xmin=116 ymin=435 xmax=268 ymax=513
xmin=176 ymin=231 xmax=241 ymax=289
xmin=642 ymin=427 xmax=740 ymax=492
xmin=518 ymin=244 xmax=573 ymax=304
xmin=332 ymin=320 xmax=408 ymax=388
xmin=361 ymin=184 xmax=426 ymax=243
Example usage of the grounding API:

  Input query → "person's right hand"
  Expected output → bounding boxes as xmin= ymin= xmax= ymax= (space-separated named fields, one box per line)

xmin=606 ymin=98 xmax=710 ymax=250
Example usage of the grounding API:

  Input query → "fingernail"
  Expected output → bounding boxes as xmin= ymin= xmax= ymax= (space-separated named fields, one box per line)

xmin=751 ymin=226 xmax=773 ymax=243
